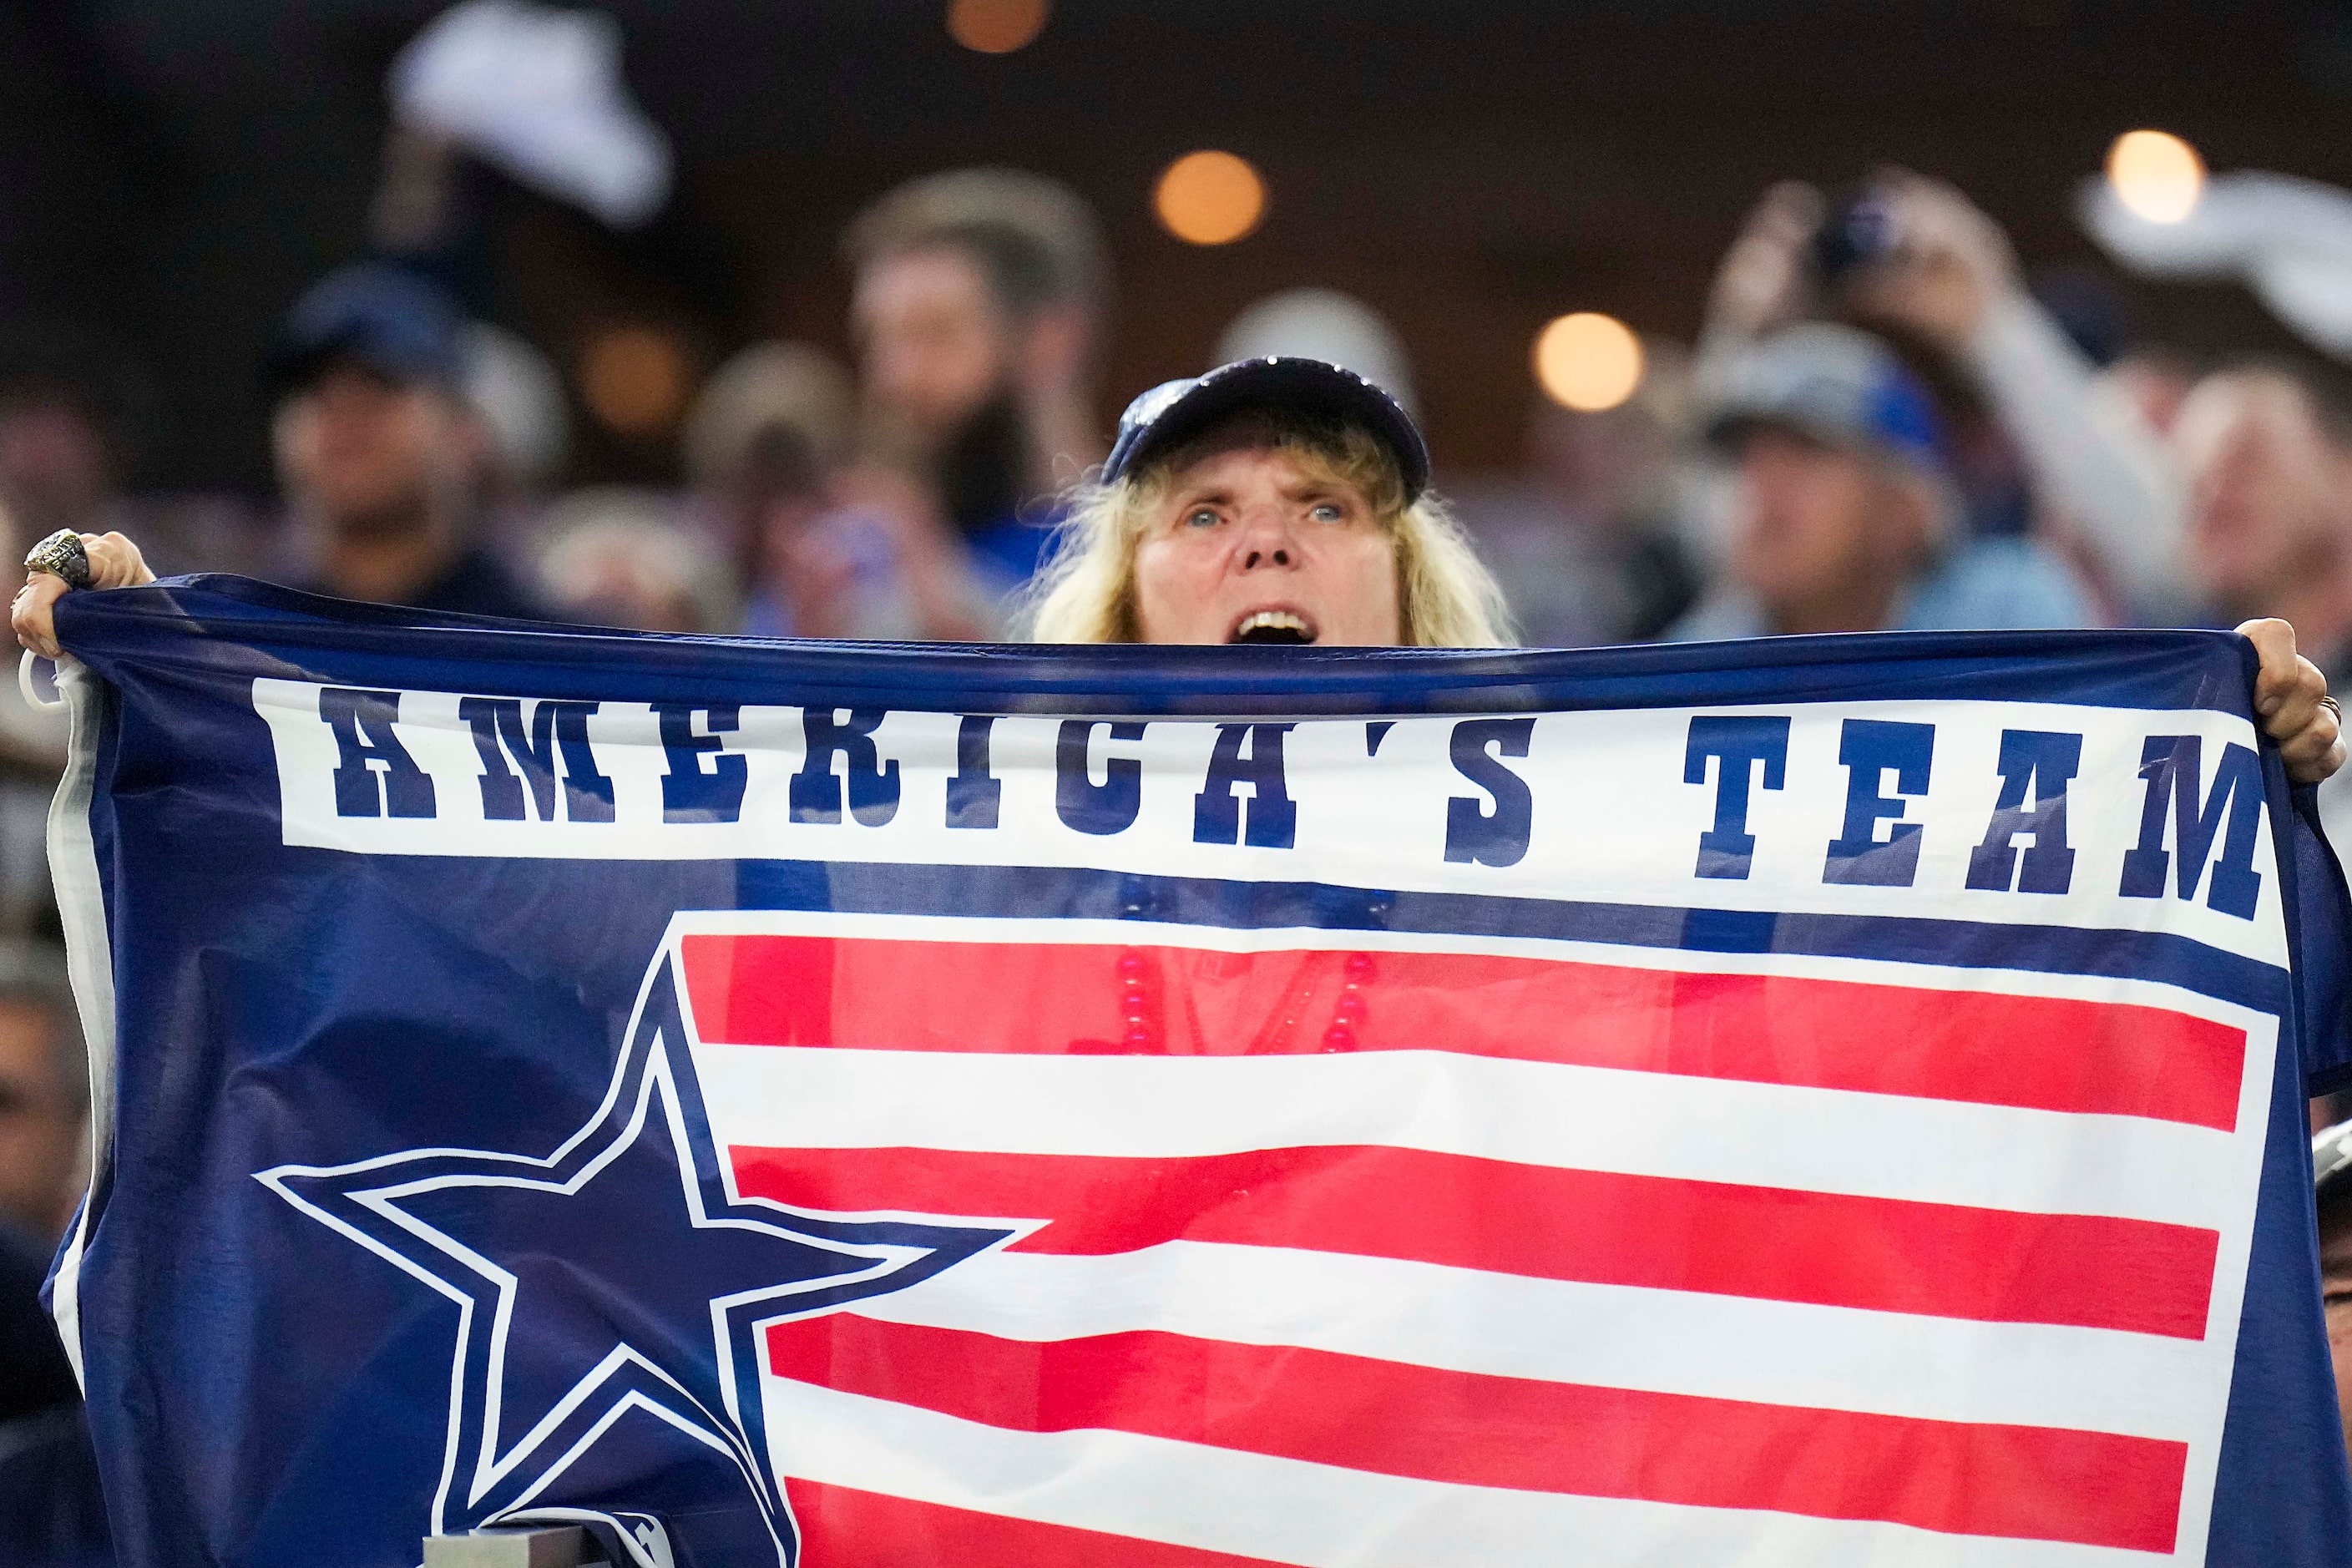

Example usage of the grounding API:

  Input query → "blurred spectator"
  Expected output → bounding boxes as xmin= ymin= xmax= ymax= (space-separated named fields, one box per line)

xmin=1671 ymin=323 xmax=2091 ymax=639
xmin=2102 ymin=346 xmax=2198 ymax=440
xmin=535 ymin=488 xmax=732 ymax=633
xmin=265 ymin=263 xmax=544 ymax=620
xmin=685 ymin=341 xmax=858 ymax=589
xmin=0 ymin=938 xmax=81 ymax=1242
xmin=0 ymin=326 xmax=265 ymax=585
xmin=0 ymin=938 xmax=109 ymax=1567
xmin=842 ymin=168 xmax=1108 ymax=589
xmin=1449 ymin=347 xmax=1704 ymax=646
xmin=1216 ymin=289 xmax=1420 ymax=417
xmin=2171 ymin=361 xmax=2352 ymax=656
xmin=683 ymin=342 xmax=996 ymax=641
xmin=1706 ymin=175 xmax=2180 ymax=618
xmin=0 ymin=382 xmax=117 ymax=558
xmin=2168 ymin=361 xmax=2352 ymax=840
xmin=2312 ymin=1120 xmax=2352 ymax=1454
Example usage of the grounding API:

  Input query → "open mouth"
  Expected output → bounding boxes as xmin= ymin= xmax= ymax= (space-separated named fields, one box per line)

xmin=1227 ymin=609 xmax=1318 ymax=645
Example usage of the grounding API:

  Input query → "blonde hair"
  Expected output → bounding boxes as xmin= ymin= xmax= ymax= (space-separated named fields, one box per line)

xmin=1023 ymin=415 xmax=1515 ymax=647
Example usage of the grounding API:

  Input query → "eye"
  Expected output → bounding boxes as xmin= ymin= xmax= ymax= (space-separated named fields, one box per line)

xmin=1309 ymin=502 xmax=1347 ymax=524
xmin=1183 ymin=508 xmax=1222 ymax=529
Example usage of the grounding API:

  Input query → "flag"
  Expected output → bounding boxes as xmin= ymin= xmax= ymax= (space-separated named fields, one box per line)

xmin=41 ymin=576 xmax=2352 ymax=1566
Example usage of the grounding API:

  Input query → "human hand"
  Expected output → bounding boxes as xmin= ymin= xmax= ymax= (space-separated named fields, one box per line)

xmin=2241 ymin=617 xmax=2346 ymax=785
xmin=1839 ymin=168 xmax=2019 ymax=352
xmin=1704 ymin=182 xmax=1824 ymax=342
xmin=12 ymin=531 xmax=155 ymax=659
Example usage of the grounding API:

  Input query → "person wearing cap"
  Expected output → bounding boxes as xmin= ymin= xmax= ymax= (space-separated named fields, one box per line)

xmin=13 ymin=353 xmax=2345 ymax=786
xmin=1669 ymin=321 xmax=2092 ymax=642
xmin=263 ymin=262 xmax=542 ymax=621
xmin=1026 ymin=356 xmax=1510 ymax=646
xmin=1707 ymin=176 xmax=2189 ymax=620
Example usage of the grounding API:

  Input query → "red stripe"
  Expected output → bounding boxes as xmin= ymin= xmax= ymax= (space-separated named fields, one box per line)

xmin=768 ymin=1315 xmax=2186 ymax=1554
xmin=680 ymin=933 xmax=2243 ymax=1128
xmin=785 ymin=1479 xmax=1292 ymax=1567
xmin=732 ymin=1144 xmax=2217 ymax=1338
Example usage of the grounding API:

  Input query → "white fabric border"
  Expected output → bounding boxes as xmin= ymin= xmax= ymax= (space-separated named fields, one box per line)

xmin=43 ymin=658 xmax=118 ymax=1384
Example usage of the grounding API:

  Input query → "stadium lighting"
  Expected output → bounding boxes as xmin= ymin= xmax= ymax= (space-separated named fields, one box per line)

xmin=946 ymin=0 xmax=1050 ymax=54
xmin=2106 ymin=130 xmax=2205 ymax=224
xmin=1534 ymin=313 xmax=1643 ymax=412
xmin=1154 ymin=151 xmax=1267 ymax=245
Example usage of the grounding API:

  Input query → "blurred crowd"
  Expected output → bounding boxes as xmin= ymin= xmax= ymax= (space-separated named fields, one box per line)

xmin=10 ymin=93 xmax=2352 ymax=1567
xmin=13 ymin=162 xmax=2350 ymax=658
xmin=6 ymin=161 xmax=2349 ymax=770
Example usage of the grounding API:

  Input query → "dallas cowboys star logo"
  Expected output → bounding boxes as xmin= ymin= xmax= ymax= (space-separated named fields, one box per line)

xmin=258 ymin=944 xmax=1014 ymax=1566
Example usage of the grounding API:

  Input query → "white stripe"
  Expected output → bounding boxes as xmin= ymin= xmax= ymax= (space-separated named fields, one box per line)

xmin=43 ymin=659 xmax=119 ymax=1386
xmin=761 ymin=1377 xmax=2176 ymax=1568
xmin=695 ymin=1043 xmax=2240 ymax=1228
xmin=844 ymin=1240 xmax=2218 ymax=1443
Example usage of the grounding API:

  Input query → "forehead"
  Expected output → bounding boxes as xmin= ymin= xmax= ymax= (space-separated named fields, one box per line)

xmin=852 ymin=246 xmax=1000 ymax=323
xmin=287 ymin=356 xmax=459 ymax=408
xmin=1737 ymin=423 xmax=1874 ymax=475
xmin=2176 ymin=375 xmax=2319 ymax=453
xmin=1158 ymin=437 xmax=1360 ymax=498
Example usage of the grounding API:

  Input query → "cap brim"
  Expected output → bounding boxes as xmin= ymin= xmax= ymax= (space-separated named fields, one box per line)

xmin=1109 ymin=357 xmax=1430 ymax=500
xmin=266 ymin=335 xmax=451 ymax=397
xmin=1702 ymin=399 xmax=1854 ymax=451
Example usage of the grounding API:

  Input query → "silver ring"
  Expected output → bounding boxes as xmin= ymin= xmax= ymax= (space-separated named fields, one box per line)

xmin=22 ymin=530 xmax=90 ymax=591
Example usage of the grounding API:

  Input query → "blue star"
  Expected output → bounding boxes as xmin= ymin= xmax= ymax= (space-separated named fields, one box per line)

xmin=259 ymin=951 xmax=1012 ymax=1566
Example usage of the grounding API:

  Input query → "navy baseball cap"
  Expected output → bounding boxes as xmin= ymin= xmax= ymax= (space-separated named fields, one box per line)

xmin=1102 ymin=357 xmax=1432 ymax=501
xmin=265 ymin=263 xmax=465 ymax=395
xmin=1699 ymin=322 xmax=1948 ymax=476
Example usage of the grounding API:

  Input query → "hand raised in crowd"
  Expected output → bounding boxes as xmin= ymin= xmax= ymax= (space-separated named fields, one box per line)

xmin=2243 ymin=617 xmax=2348 ymax=784
xmin=1837 ymin=167 xmax=2019 ymax=352
xmin=1702 ymin=181 xmax=1824 ymax=343
xmin=828 ymin=464 xmax=998 ymax=644
xmin=12 ymin=532 xmax=157 ymax=659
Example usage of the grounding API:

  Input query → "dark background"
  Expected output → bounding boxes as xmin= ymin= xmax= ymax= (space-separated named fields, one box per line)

xmin=5 ymin=0 xmax=2349 ymax=490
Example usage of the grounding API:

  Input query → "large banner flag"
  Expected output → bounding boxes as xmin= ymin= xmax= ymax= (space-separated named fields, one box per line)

xmin=40 ymin=577 xmax=2352 ymax=1566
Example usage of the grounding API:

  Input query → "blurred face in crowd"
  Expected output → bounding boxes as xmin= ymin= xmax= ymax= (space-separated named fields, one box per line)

xmin=2173 ymin=373 xmax=2351 ymax=620
xmin=0 ymin=398 xmax=111 ymax=548
xmin=273 ymin=362 xmax=476 ymax=539
xmin=2101 ymin=352 xmax=2195 ymax=439
xmin=1130 ymin=427 xmax=1402 ymax=646
xmin=1729 ymin=426 xmax=1933 ymax=635
xmin=852 ymin=245 xmax=1015 ymax=455
xmin=0 ymin=995 xmax=78 ymax=1242
xmin=2322 ymin=1204 xmax=2352 ymax=1452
